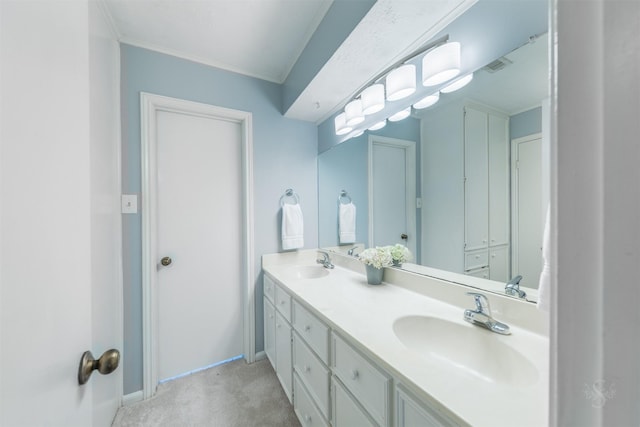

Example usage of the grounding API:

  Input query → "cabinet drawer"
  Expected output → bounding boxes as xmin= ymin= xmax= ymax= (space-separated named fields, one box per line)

xmin=275 ymin=284 xmax=292 ymax=321
xmin=264 ymin=274 xmax=276 ymax=304
xmin=294 ymin=373 xmax=329 ymax=427
xmin=464 ymin=250 xmax=488 ymax=271
xmin=292 ymin=301 xmax=330 ymax=364
xmin=466 ymin=267 xmax=489 ymax=279
xmin=293 ymin=332 xmax=330 ymax=418
xmin=331 ymin=332 xmax=390 ymax=426
xmin=332 ymin=376 xmax=376 ymax=427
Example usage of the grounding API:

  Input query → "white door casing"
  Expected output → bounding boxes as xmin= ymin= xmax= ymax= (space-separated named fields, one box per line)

xmin=140 ymin=93 xmax=255 ymax=398
xmin=368 ymin=136 xmax=417 ymax=257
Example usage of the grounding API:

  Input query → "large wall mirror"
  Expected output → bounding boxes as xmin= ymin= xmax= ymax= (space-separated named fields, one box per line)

xmin=318 ymin=0 xmax=549 ymax=302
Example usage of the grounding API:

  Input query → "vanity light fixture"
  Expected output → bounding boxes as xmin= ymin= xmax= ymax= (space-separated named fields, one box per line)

xmin=386 ymin=64 xmax=416 ymax=101
xmin=344 ymin=99 xmax=365 ymax=126
xmin=440 ymin=73 xmax=473 ymax=93
xmin=388 ymin=107 xmax=411 ymax=122
xmin=413 ymin=92 xmax=440 ymax=109
xmin=350 ymin=129 xmax=364 ymax=138
xmin=368 ymin=119 xmax=387 ymax=131
xmin=422 ymin=42 xmax=461 ymax=86
xmin=360 ymin=84 xmax=385 ymax=115
xmin=334 ymin=112 xmax=352 ymax=135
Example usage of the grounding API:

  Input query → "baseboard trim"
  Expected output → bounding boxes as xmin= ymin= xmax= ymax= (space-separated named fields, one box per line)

xmin=122 ymin=390 xmax=144 ymax=406
xmin=254 ymin=351 xmax=266 ymax=361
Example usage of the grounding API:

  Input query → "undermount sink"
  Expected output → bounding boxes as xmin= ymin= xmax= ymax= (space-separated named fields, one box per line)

xmin=393 ymin=315 xmax=538 ymax=387
xmin=286 ymin=265 xmax=330 ymax=279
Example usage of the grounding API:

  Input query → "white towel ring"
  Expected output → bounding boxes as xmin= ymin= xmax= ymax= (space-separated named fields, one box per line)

xmin=280 ymin=188 xmax=300 ymax=206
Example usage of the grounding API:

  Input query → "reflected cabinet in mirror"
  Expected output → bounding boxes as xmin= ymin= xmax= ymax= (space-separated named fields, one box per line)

xmin=318 ymin=1 xmax=549 ymax=302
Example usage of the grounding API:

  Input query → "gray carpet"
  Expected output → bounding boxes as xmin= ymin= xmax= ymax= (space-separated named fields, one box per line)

xmin=113 ymin=358 xmax=301 ymax=427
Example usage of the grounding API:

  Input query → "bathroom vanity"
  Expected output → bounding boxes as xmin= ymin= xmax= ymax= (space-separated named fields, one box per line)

xmin=262 ymin=250 xmax=548 ymax=427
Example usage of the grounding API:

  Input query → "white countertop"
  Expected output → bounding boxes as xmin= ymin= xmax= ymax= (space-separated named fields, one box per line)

xmin=262 ymin=250 xmax=549 ymax=427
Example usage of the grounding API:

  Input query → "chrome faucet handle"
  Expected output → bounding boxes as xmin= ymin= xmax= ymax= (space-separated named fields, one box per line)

xmin=466 ymin=292 xmax=491 ymax=315
xmin=316 ymin=250 xmax=334 ymax=269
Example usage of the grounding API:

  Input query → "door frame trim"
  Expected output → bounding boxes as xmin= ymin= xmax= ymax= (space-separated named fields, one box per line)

xmin=367 ymin=135 xmax=417 ymax=256
xmin=140 ymin=92 xmax=255 ymax=399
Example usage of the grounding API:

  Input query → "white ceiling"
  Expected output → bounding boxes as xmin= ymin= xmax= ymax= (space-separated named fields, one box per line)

xmin=103 ymin=0 xmax=333 ymax=83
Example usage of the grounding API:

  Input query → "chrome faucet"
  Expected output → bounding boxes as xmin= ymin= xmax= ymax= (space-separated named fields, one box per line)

xmin=505 ymin=275 xmax=526 ymax=299
xmin=347 ymin=246 xmax=359 ymax=256
xmin=463 ymin=292 xmax=511 ymax=335
xmin=316 ymin=251 xmax=334 ymax=269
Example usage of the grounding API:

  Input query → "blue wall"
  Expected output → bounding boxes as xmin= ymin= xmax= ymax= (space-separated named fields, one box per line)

xmin=120 ymin=45 xmax=318 ymax=394
xmin=511 ymin=106 xmax=542 ymax=139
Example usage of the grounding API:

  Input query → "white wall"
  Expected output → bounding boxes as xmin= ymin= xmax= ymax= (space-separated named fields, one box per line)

xmin=554 ymin=0 xmax=640 ymax=426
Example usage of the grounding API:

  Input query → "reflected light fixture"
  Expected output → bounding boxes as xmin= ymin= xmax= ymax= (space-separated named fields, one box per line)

xmin=422 ymin=42 xmax=461 ymax=86
xmin=350 ymin=130 xmax=364 ymax=138
xmin=413 ymin=92 xmax=440 ymax=109
xmin=386 ymin=64 xmax=416 ymax=101
xmin=368 ymin=120 xmax=387 ymax=131
xmin=334 ymin=112 xmax=352 ymax=136
xmin=344 ymin=99 xmax=365 ymax=126
xmin=440 ymin=73 xmax=473 ymax=93
xmin=360 ymin=84 xmax=385 ymax=115
xmin=388 ymin=107 xmax=411 ymax=122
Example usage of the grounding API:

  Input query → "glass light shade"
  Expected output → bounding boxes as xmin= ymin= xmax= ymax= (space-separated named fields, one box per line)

xmin=360 ymin=84 xmax=385 ymax=115
xmin=422 ymin=42 xmax=461 ymax=86
xmin=440 ymin=73 xmax=473 ymax=93
xmin=345 ymin=99 xmax=365 ymax=126
xmin=368 ymin=120 xmax=387 ymax=131
xmin=388 ymin=107 xmax=411 ymax=122
xmin=413 ymin=92 xmax=440 ymax=109
xmin=350 ymin=130 xmax=364 ymax=138
xmin=334 ymin=112 xmax=352 ymax=136
xmin=386 ymin=64 xmax=416 ymax=101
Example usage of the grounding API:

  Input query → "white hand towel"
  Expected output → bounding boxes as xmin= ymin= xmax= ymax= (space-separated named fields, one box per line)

xmin=537 ymin=205 xmax=551 ymax=312
xmin=282 ymin=203 xmax=304 ymax=250
xmin=339 ymin=202 xmax=356 ymax=244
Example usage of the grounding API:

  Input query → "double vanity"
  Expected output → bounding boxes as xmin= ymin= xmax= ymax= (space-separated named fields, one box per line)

xmin=262 ymin=249 xmax=548 ymax=427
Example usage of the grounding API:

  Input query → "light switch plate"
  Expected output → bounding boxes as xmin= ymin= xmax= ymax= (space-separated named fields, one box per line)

xmin=121 ymin=194 xmax=138 ymax=214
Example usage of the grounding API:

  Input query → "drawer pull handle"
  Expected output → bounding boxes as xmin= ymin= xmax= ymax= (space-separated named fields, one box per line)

xmin=350 ymin=369 xmax=359 ymax=380
xmin=304 ymin=325 xmax=311 ymax=332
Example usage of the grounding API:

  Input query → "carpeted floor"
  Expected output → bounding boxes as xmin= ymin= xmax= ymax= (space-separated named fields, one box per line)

xmin=112 ymin=358 xmax=301 ymax=427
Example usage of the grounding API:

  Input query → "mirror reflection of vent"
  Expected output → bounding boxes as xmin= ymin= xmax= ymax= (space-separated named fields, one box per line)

xmin=483 ymin=57 xmax=513 ymax=73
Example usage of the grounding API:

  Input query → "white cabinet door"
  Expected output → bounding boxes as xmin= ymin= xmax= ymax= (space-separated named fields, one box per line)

xmin=488 ymin=114 xmax=510 ymax=246
xmin=264 ymin=298 xmax=276 ymax=369
xmin=396 ymin=387 xmax=455 ymax=427
xmin=275 ymin=311 xmax=293 ymax=402
xmin=464 ymin=107 xmax=489 ymax=251
xmin=489 ymin=245 xmax=510 ymax=282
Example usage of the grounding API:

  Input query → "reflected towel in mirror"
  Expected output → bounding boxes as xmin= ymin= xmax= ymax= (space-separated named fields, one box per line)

xmin=339 ymin=202 xmax=356 ymax=244
xmin=282 ymin=203 xmax=304 ymax=250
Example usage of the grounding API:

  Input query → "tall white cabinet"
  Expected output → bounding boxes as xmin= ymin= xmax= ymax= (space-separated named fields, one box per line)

xmin=463 ymin=104 xmax=510 ymax=281
xmin=421 ymin=101 xmax=510 ymax=282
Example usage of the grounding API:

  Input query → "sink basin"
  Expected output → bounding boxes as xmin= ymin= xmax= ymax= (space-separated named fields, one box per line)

xmin=286 ymin=265 xmax=330 ymax=279
xmin=392 ymin=315 xmax=538 ymax=386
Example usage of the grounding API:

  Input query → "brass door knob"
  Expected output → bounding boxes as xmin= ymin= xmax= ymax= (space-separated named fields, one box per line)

xmin=161 ymin=256 xmax=172 ymax=266
xmin=401 ymin=234 xmax=408 ymax=240
xmin=78 ymin=349 xmax=120 ymax=385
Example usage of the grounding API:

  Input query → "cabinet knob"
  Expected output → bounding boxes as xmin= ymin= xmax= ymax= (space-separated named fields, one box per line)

xmin=304 ymin=325 xmax=311 ymax=332
xmin=304 ymin=365 xmax=311 ymax=372
xmin=350 ymin=369 xmax=359 ymax=380
xmin=304 ymin=414 xmax=311 ymax=422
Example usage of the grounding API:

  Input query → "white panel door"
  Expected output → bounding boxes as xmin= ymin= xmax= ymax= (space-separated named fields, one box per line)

xmin=156 ymin=110 xmax=243 ymax=381
xmin=369 ymin=137 xmax=417 ymax=256
xmin=512 ymin=135 xmax=543 ymax=288
xmin=1 ymin=1 xmax=121 ymax=425
xmin=464 ymin=107 xmax=489 ymax=251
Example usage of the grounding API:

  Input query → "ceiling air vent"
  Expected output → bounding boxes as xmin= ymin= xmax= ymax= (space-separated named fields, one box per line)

xmin=482 ymin=57 xmax=513 ymax=73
